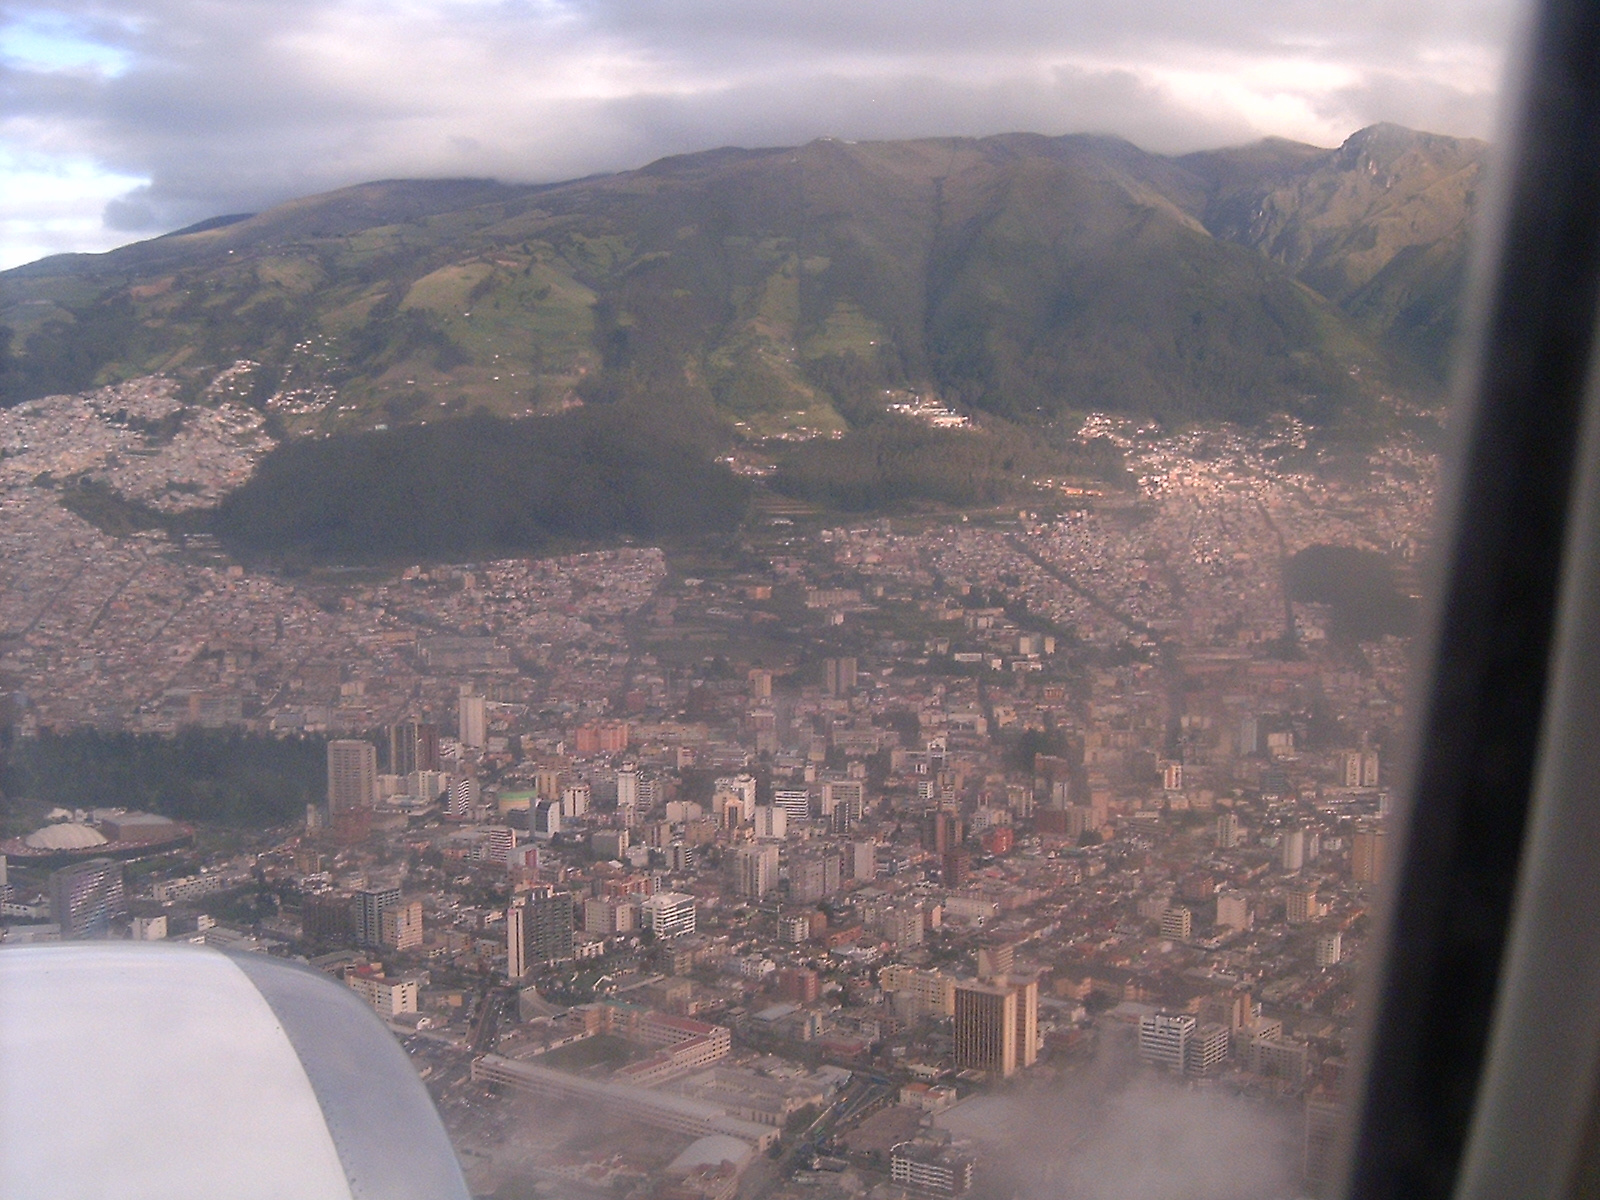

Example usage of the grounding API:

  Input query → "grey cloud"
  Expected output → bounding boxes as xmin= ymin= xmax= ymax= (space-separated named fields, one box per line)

xmin=102 ymin=189 xmax=158 ymax=231
xmin=1323 ymin=70 xmax=1504 ymax=141
xmin=0 ymin=0 xmax=1523 ymax=245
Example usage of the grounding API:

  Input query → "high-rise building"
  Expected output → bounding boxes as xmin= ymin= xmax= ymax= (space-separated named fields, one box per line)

xmin=775 ymin=967 xmax=820 ymax=1004
xmin=668 ymin=841 xmax=697 ymax=873
xmin=714 ymin=775 xmax=758 ymax=808
xmin=734 ymin=844 xmax=779 ymax=898
xmin=636 ymin=774 xmax=663 ymax=811
xmin=381 ymin=899 xmax=424 ymax=951
xmin=506 ymin=901 xmax=528 ymax=981
xmin=446 ymin=775 xmax=480 ymax=820
xmin=532 ymin=800 xmax=562 ymax=838
xmin=529 ymin=887 xmax=575 ymax=963
xmin=926 ymin=812 xmax=962 ymax=855
xmin=976 ymin=943 xmax=1015 ymax=981
xmin=347 ymin=967 xmax=419 ymax=1018
xmin=458 ymin=692 xmax=487 ymax=750
xmin=327 ymin=740 xmax=377 ymax=813
xmin=1011 ymin=976 xmax=1039 ymax=1069
xmin=1138 ymin=1012 xmax=1195 ymax=1072
xmin=790 ymin=854 xmax=840 ymax=903
xmin=573 ymin=720 xmax=630 ymax=755
xmin=954 ymin=980 xmax=1019 ymax=1077
xmin=616 ymin=767 xmax=639 ymax=823
xmin=1315 ymin=931 xmax=1343 ymax=968
xmin=1216 ymin=813 xmax=1241 ymax=849
xmin=877 ymin=902 xmax=925 ymax=951
xmin=389 ymin=721 xmax=440 ymax=775
xmin=1066 ymin=805 xmax=1098 ymax=839
xmin=1342 ymin=750 xmax=1380 ymax=788
xmin=355 ymin=886 xmax=401 ymax=946
xmin=747 ymin=669 xmax=773 ymax=701
xmin=1352 ymin=826 xmax=1387 ymax=885
xmin=773 ymin=789 xmax=812 ymax=824
xmin=820 ymin=778 xmax=865 ymax=825
xmin=1186 ymin=1022 xmax=1232 ymax=1076
xmin=1286 ymin=887 xmax=1323 ymax=925
xmin=753 ymin=805 xmax=788 ymax=841
xmin=942 ymin=850 xmax=971 ymax=888
xmin=410 ymin=770 xmax=450 ymax=805
xmin=850 ymin=840 xmax=877 ymax=880
xmin=302 ymin=892 xmax=355 ymax=944
xmin=640 ymin=891 xmax=697 ymax=939
xmin=561 ymin=782 xmax=591 ymax=819
xmin=880 ymin=964 xmax=956 ymax=1018
xmin=510 ymin=887 xmax=575 ymax=977
xmin=480 ymin=825 xmax=515 ymax=866
xmin=583 ymin=897 xmax=639 ymax=935
xmin=49 ymin=858 xmax=126 ymax=938
xmin=1216 ymin=892 xmax=1252 ymax=932
xmin=1200 ymin=989 xmax=1257 ymax=1031
xmin=824 ymin=656 xmax=858 ymax=696
xmin=1161 ymin=906 xmax=1193 ymax=941
xmin=1281 ymin=828 xmax=1306 ymax=872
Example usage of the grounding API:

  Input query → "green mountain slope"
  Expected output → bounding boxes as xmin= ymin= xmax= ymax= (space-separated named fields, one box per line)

xmin=1182 ymin=123 xmax=1486 ymax=376
xmin=0 ymin=125 xmax=1484 ymax=431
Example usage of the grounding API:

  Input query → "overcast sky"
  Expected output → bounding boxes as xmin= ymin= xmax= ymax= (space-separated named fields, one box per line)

xmin=1 ymin=0 xmax=1524 ymax=269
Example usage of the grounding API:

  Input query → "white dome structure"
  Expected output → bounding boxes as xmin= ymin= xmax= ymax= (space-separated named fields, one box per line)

xmin=24 ymin=823 xmax=108 ymax=851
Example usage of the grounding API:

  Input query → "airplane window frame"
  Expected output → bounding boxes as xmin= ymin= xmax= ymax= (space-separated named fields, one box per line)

xmin=1337 ymin=0 xmax=1600 ymax=1195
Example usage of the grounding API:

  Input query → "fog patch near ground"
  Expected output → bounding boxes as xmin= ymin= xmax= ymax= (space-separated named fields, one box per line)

xmin=943 ymin=1040 xmax=1300 ymax=1200
xmin=452 ymin=1090 xmax=688 ymax=1200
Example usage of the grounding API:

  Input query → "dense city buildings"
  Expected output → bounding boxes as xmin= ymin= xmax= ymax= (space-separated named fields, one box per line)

xmin=0 ymin=384 xmax=1429 ymax=1199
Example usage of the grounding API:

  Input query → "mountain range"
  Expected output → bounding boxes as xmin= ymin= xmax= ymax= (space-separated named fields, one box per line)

xmin=1 ymin=123 xmax=1484 ymax=438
